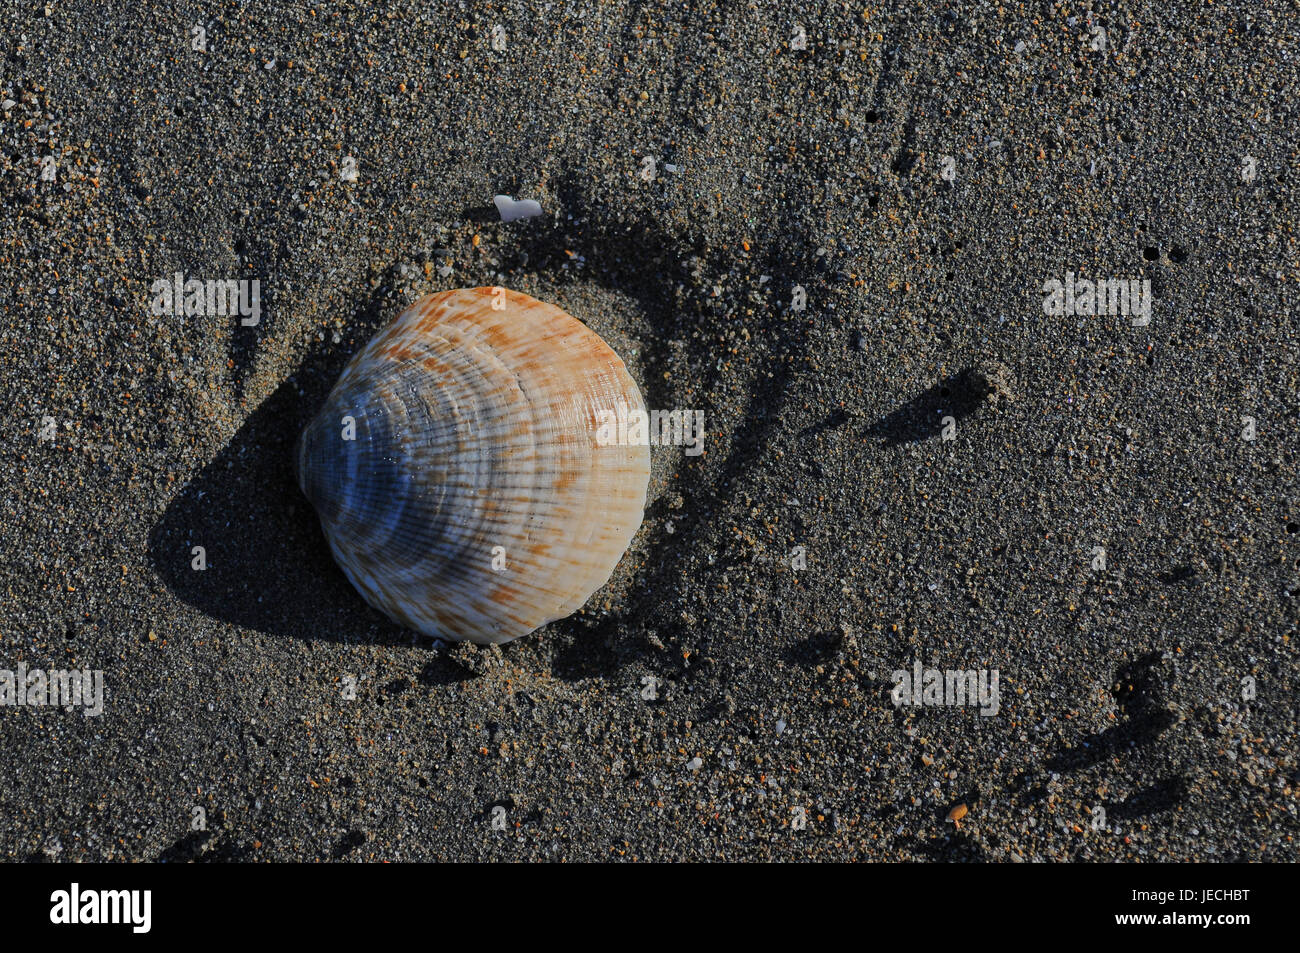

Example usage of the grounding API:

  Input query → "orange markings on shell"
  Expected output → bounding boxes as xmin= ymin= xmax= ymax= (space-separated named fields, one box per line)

xmin=297 ymin=288 xmax=651 ymax=644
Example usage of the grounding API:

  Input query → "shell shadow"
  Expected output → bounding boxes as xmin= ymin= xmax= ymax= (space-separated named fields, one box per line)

xmin=146 ymin=294 xmax=419 ymax=648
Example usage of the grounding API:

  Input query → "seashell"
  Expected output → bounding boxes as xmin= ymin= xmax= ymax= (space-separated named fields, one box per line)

xmin=296 ymin=287 xmax=650 ymax=644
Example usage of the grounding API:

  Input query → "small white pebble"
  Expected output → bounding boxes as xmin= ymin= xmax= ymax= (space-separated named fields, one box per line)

xmin=494 ymin=194 xmax=543 ymax=223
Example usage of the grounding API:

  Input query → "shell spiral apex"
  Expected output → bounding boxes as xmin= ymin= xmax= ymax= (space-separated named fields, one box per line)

xmin=297 ymin=287 xmax=651 ymax=645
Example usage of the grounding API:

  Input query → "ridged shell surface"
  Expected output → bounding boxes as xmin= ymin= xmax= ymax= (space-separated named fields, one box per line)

xmin=296 ymin=287 xmax=651 ymax=644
